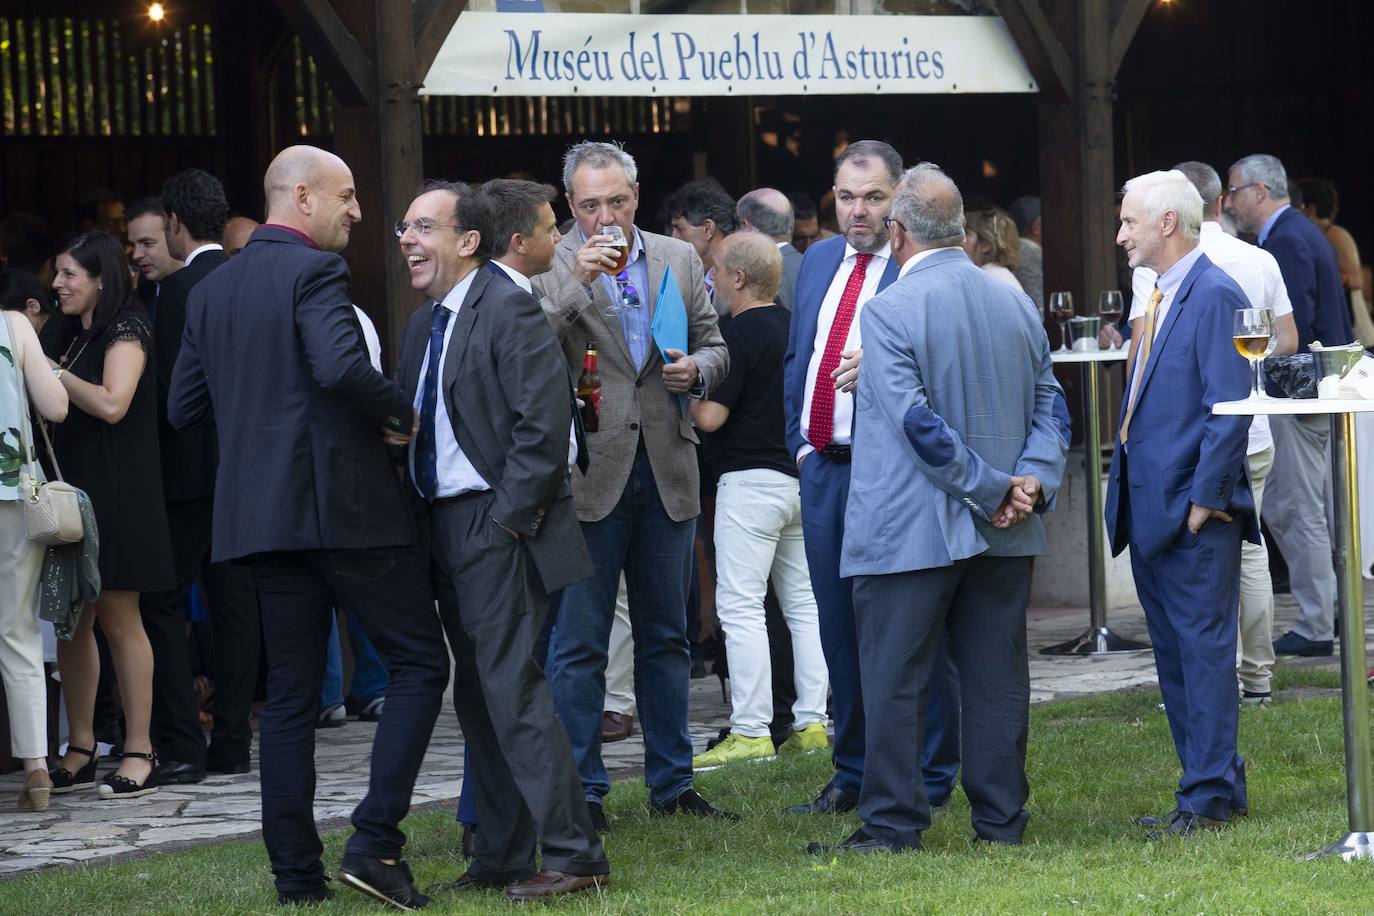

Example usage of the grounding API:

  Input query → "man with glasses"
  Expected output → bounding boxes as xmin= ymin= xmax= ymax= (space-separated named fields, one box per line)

xmin=394 ymin=181 xmax=610 ymax=900
xmin=1226 ymin=153 xmax=1351 ymax=659
xmin=530 ymin=141 xmax=734 ymax=828
xmin=782 ymin=140 xmax=961 ymax=821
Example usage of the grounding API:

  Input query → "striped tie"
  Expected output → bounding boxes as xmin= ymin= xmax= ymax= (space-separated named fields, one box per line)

xmin=1120 ymin=286 xmax=1163 ymax=445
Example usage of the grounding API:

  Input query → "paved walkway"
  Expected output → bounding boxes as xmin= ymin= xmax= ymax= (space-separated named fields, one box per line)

xmin=1 ymin=594 xmax=1367 ymax=877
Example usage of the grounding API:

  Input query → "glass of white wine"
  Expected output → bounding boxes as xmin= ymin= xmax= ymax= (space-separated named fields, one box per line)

xmin=1234 ymin=307 xmax=1276 ymax=400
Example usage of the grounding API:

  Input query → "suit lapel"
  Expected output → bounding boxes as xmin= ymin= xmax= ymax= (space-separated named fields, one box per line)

xmin=1133 ymin=255 xmax=1209 ymax=406
xmin=876 ymin=250 xmax=901 ymax=291
xmin=441 ymin=268 xmax=487 ymax=393
xmin=794 ymin=240 xmax=846 ymax=371
xmin=399 ymin=304 xmax=430 ymax=404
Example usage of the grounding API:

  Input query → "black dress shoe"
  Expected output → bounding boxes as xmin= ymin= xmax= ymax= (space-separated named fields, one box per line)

xmin=587 ymin=800 xmax=609 ymax=833
xmin=807 ymin=828 xmax=914 ymax=856
xmin=651 ymin=787 xmax=740 ymax=821
xmin=337 ymin=853 xmax=429 ymax=910
xmin=154 ymin=760 xmax=206 ymax=785
xmin=785 ymin=782 xmax=858 ymax=815
xmin=426 ymin=866 xmax=529 ymax=894
xmin=1272 ymin=630 xmax=1334 ymax=657
xmin=1146 ymin=810 xmax=1228 ymax=841
xmin=1135 ymin=805 xmax=1248 ymax=829
xmin=208 ymin=761 xmax=251 ymax=776
xmin=278 ymin=880 xmax=335 ymax=906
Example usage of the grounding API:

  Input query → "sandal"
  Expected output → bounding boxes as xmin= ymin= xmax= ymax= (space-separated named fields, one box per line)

xmin=98 ymin=750 xmax=160 ymax=800
xmin=50 ymin=745 xmax=100 ymax=794
xmin=17 ymin=770 xmax=53 ymax=811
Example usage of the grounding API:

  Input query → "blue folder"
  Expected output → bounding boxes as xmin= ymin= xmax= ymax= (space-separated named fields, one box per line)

xmin=650 ymin=265 xmax=689 ymax=416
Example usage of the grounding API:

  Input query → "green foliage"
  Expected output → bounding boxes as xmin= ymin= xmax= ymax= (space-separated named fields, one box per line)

xmin=5 ymin=687 xmax=1372 ymax=914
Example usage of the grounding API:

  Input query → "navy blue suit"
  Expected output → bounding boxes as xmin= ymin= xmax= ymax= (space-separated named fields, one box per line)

xmin=783 ymin=235 xmax=960 ymax=802
xmin=1262 ymin=206 xmax=1351 ymax=350
xmin=1105 ymin=252 xmax=1257 ymax=821
xmin=169 ymin=227 xmax=448 ymax=895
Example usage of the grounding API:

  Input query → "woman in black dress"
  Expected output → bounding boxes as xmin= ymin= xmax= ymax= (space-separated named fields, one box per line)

xmin=46 ymin=232 xmax=174 ymax=800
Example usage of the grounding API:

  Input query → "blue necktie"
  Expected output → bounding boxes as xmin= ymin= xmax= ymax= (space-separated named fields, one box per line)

xmin=414 ymin=303 xmax=451 ymax=502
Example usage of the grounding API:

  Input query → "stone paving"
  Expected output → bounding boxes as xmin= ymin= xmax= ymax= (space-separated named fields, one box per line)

xmin=1 ymin=593 xmax=1368 ymax=878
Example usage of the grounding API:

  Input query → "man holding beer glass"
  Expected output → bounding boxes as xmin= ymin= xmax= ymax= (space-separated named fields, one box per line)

xmin=531 ymin=141 xmax=735 ymax=828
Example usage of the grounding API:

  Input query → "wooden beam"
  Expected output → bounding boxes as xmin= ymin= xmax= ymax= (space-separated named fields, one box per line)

xmin=273 ymin=0 xmax=376 ymax=107
xmin=1109 ymin=0 xmax=1154 ymax=78
xmin=998 ymin=0 xmax=1074 ymax=102
xmin=413 ymin=0 xmax=467 ymax=85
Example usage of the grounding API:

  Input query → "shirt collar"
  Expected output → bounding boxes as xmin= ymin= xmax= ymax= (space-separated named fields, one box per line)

xmin=184 ymin=243 xmax=223 ymax=266
xmin=260 ymin=224 xmax=318 ymax=249
xmin=1257 ymin=204 xmax=1290 ymax=246
xmin=492 ymin=259 xmax=532 ymax=292
xmin=843 ymin=240 xmax=891 ymax=264
xmin=437 ymin=266 xmax=480 ymax=314
xmin=897 ymin=245 xmax=964 ymax=279
xmin=1154 ymin=243 xmax=1204 ymax=299
xmin=1200 ymin=221 xmax=1223 ymax=237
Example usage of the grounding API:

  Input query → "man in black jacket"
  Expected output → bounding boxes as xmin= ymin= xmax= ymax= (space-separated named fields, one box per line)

xmin=142 ymin=168 xmax=261 ymax=787
xmin=169 ymin=146 xmax=446 ymax=910
xmin=395 ymin=181 xmax=609 ymax=900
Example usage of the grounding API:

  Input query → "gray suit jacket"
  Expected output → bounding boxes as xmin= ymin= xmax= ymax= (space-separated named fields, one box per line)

xmin=397 ymin=267 xmax=593 ymax=593
xmin=777 ymin=242 xmax=802 ymax=311
xmin=532 ymin=228 xmax=727 ymax=523
xmin=841 ymin=248 xmax=1067 ymax=577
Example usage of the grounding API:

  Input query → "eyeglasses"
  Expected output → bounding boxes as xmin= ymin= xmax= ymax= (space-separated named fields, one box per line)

xmin=1226 ymin=182 xmax=1260 ymax=197
xmin=394 ymin=219 xmax=460 ymax=238
xmin=881 ymin=215 xmax=907 ymax=232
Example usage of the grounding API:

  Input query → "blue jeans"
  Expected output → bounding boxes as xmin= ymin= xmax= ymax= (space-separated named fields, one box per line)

xmin=321 ymin=616 xmax=344 ymax=710
xmin=546 ymin=445 xmax=695 ymax=807
xmin=321 ymin=609 xmax=390 ymax=710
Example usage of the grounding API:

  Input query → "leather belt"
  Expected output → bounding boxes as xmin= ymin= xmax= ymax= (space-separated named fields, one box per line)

xmin=818 ymin=445 xmax=851 ymax=463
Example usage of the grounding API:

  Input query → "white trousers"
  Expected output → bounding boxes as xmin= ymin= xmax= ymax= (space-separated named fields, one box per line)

xmin=1237 ymin=446 xmax=1276 ymax=695
xmin=713 ymin=469 xmax=828 ymax=737
xmin=0 ymin=500 xmax=48 ymax=758
xmin=603 ymin=574 xmax=635 ymax=715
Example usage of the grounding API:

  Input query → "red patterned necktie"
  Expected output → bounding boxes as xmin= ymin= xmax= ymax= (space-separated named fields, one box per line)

xmin=808 ymin=253 xmax=873 ymax=450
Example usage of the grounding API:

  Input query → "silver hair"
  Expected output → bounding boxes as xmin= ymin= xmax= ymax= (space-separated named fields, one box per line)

xmin=890 ymin=162 xmax=964 ymax=245
xmin=1122 ymin=169 xmax=1203 ymax=241
xmin=561 ymin=141 xmax=638 ymax=193
xmin=1228 ymin=154 xmax=1290 ymax=201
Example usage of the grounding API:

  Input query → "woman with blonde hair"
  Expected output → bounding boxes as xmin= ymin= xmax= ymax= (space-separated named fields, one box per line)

xmin=963 ymin=207 xmax=1025 ymax=293
xmin=0 ymin=269 xmax=69 ymax=810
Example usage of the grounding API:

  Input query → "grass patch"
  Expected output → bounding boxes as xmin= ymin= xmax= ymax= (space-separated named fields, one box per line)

xmin=6 ymin=682 xmax=1373 ymax=914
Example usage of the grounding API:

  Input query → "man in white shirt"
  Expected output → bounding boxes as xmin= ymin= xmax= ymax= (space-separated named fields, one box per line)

xmin=1105 ymin=161 xmax=1296 ymax=706
xmin=781 ymin=141 xmax=960 ymax=818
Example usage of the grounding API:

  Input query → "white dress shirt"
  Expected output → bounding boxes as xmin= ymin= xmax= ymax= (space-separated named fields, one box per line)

xmin=183 ymin=242 xmax=223 ymax=266
xmin=1130 ymin=222 xmax=1293 ymax=455
xmin=492 ymin=259 xmax=580 ymax=471
xmin=353 ymin=306 xmax=382 ymax=371
xmin=410 ymin=269 xmax=491 ymax=499
xmin=798 ymin=241 xmax=891 ymax=461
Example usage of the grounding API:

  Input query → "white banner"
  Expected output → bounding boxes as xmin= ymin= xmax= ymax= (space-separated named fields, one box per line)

xmin=422 ymin=13 xmax=1036 ymax=97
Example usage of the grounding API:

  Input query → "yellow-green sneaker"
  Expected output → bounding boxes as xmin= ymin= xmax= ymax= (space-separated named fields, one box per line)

xmin=778 ymin=722 xmax=829 ymax=754
xmin=691 ymin=733 xmax=775 ymax=771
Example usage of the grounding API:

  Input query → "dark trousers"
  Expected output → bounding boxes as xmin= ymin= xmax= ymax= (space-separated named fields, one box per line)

xmin=432 ymin=493 xmax=607 ymax=879
xmin=853 ymin=554 xmax=1032 ymax=849
xmin=798 ymin=452 xmax=961 ymax=800
xmin=249 ymin=546 xmax=448 ymax=894
xmin=1130 ymin=520 xmax=1247 ymax=820
xmin=142 ymin=497 xmax=260 ymax=768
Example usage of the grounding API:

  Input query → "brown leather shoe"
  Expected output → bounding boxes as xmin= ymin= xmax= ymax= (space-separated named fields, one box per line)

xmin=504 ymin=870 xmax=609 ymax=900
xmin=601 ymin=711 xmax=634 ymax=743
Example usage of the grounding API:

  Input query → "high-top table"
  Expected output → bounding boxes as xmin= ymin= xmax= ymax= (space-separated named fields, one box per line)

xmin=1041 ymin=347 xmax=1151 ymax=655
xmin=1215 ymin=396 xmax=1374 ymax=862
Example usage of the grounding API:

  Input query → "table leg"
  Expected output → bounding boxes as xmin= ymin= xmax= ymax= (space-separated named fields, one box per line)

xmin=1041 ymin=359 xmax=1150 ymax=656
xmin=1307 ymin=411 xmax=1374 ymax=861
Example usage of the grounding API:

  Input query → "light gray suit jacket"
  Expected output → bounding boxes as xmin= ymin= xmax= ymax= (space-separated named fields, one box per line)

xmin=841 ymin=248 xmax=1067 ymax=577
xmin=532 ymin=228 xmax=727 ymax=523
xmin=777 ymin=242 xmax=802 ymax=311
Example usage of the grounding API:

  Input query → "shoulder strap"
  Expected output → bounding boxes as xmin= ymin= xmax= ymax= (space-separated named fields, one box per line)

xmin=6 ymin=315 xmax=63 ymax=493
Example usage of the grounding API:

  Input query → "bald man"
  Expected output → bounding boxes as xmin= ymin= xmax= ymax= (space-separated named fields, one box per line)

xmin=737 ymin=187 xmax=801 ymax=310
xmin=223 ymin=215 xmax=259 ymax=257
xmin=169 ymin=145 xmax=446 ymax=909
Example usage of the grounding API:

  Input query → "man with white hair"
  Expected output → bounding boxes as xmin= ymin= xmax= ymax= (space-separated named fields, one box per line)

xmin=1104 ymin=170 xmax=1258 ymax=840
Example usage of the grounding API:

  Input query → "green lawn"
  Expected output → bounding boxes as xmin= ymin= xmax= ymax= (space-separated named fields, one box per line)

xmin=6 ymin=666 xmax=1373 ymax=914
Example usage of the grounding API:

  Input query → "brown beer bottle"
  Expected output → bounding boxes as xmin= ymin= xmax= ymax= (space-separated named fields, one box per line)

xmin=577 ymin=340 xmax=601 ymax=433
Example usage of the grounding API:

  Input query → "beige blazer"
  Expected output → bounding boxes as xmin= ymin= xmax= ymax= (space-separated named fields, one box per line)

xmin=532 ymin=228 xmax=727 ymax=523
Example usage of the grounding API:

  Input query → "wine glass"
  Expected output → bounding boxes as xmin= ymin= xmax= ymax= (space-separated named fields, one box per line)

xmin=1049 ymin=292 xmax=1074 ymax=351
xmin=1098 ymin=290 xmax=1124 ymax=348
xmin=1233 ymin=307 xmax=1275 ymax=400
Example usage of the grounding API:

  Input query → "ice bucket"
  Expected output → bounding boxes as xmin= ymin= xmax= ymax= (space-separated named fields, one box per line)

xmin=1310 ymin=340 xmax=1365 ymax=398
xmin=1069 ymin=316 xmax=1101 ymax=351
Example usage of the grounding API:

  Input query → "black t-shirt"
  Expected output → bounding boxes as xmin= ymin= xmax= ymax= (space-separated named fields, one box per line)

xmin=703 ymin=305 xmax=796 ymax=479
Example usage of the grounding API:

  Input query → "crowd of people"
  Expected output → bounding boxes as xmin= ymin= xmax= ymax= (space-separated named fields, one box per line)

xmin=0 ymin=135 xmax=1368 ymax=908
